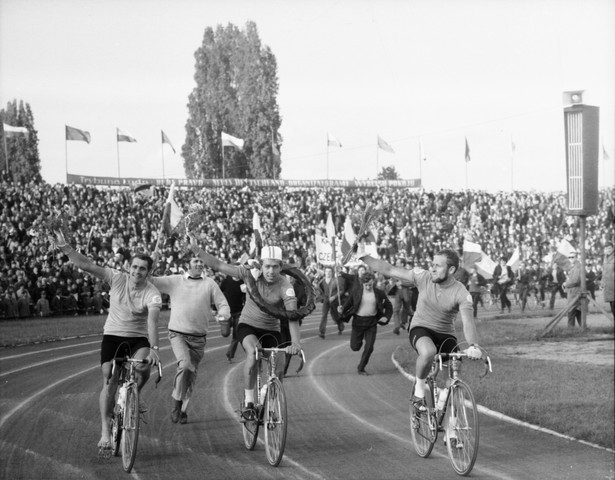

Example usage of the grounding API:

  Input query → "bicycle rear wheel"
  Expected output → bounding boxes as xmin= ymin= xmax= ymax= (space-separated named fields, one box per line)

xmin=264 ymin=378 xmax=287 ymax=466
xmin=241 ymin=401 xmax=260 ymax=451
xmin=409 ymin=400 xmax=437 ymax=457
xmin=445 ymin=380 xmax=479 ymax=476
xmin=121 ymin=384 xmax=140 ymax=473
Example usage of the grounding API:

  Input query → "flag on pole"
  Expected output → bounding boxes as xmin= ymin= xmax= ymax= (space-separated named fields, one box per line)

xmin=249 ymin=212 xmax=263 ymax=255
xmin=327 ymin=133 xmax=342 ymax=148
xmin=377 ymin=135 xmax=395 ymax=154
xmin=506 ymin=247 xmax=520 ymax=272
xmin=221 ymin=131 xmax=244 ymax=149
xmin=65 ymin=125 xmax=91 ymax=143
xmin=3 ymin=123 xmax=29 ymax=138
xmin=134 ymin=183 xmax=154 ymax=198
xmin=117 ymin=128 xmax=137 ymax=143
xmin=475 ymin=254 xmax=496 ymax=280
xmin=553 ymin=239 xmax=576 ymax=270
xmin=341 ymin=217 xmax=357 ymax=259
xmin=326 ymin=212 xmax=336 ymax=239
xmin=161 ymin=130 xmax=176 ymax=153
xmin=161 ymin=183 xmax=183 ymax=234
xmin=462 ymin=240 xmax=483 ymax=272
xmin=464 ymin=137 xmax=471 ymax=162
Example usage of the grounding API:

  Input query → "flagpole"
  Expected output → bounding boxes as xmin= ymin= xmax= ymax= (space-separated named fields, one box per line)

xmin=465 ymin=161 xmax=468 ymax=190
xmin=510 ymin=134 xmax=514 ymax=191
xmin=326 ymin=137 xmax=329 ymax=180
xmin=65 ymin=133 xmax=68 ymax=183
xmin=376 ymin=139 xmax=379 ymax=179
xmin=3 ymin=131 xmax=9 ymax=176
xmin=222 ymin=146 xmax=225 ymax=179
xmin=161 ymin=139 xmax=166 ymax=180
xmin=116 ymin=129 xmax=121 ymax=178
xmin=418 ymin=137 xmax=423 ymax=187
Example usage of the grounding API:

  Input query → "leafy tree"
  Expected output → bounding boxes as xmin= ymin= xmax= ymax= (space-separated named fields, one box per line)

xmin=184 ymin=21 xmax=281 ymax=179
xmin=0 ymin=100 xmax=42 ymax=184
xmin=377 ymin=165 xmax=400 ymax=180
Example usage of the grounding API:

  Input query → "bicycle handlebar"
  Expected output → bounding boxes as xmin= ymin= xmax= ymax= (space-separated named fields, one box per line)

xmin=109 ymin=357 xmax=163 ymax=385
xmin=256 ymin=346 xmax=307 ymax=374
xmin=435 ymin=351 xmax=492 ymax=378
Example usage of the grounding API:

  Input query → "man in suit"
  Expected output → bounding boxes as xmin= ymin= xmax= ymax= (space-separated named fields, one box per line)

xmin=339 ymin=271 xmax=392 ymax=375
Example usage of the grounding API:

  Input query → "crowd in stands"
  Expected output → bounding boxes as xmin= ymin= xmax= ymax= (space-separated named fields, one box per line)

xmin=1 ymin=179 xmax=613 ymax=319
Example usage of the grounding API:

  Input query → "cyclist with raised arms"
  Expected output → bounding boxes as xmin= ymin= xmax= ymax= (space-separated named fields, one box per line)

xmin=356 ymin=245 xmax=482 ymax=410
xmin=53 ymin=230 xmax=162 ymax=455
xmin=189 ymin=239 xmax=300 ymax=419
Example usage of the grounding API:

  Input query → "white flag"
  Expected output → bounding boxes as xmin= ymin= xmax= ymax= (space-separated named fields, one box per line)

xmin=221 ymin=132 xmax=244 ymax=150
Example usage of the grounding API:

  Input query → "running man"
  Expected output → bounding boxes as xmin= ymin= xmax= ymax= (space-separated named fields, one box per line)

xmin=190 ymin=240 xmax=301 ymax=418
xmin=53 ymin=231 xmax=161 ymax=454
xmin=150 ymin=253 xmax=230 ymax=424
xmin=356 ymin=246 xmax=482 ymax=409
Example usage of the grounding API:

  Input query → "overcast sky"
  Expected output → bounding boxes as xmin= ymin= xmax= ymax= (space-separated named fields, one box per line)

xmin=1 ymin=0 xmax=613 ymax=191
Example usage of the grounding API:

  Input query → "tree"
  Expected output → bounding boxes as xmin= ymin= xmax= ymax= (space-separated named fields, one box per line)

xmin=377 ymin=165 xmax=400 ymax=180
xmin=1 ymin=100 xmax=42 ymax=184
xmin=184 ymin=22 xmax=282 ymax=179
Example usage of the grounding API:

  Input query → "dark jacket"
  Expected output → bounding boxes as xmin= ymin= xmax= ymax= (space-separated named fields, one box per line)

xmin=340 ymin=285 xmax=393 ymax=325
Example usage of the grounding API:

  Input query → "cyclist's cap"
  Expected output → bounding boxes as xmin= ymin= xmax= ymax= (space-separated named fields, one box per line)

xmin=260 ymin=246 xmax=283 ymax=261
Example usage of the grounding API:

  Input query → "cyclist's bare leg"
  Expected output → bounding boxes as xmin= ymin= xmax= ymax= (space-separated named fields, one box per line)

xmin=132 ymin=347 xmax=151 ymax=391
xmin=414 ymin=337 xmax=437 ymax=395
xmin=242 ymin=335 xmax=259 ymax=399
xmin=99 ymin=361 xmax=119 ymax=448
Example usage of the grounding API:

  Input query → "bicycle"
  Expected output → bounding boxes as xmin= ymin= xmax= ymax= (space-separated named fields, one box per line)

xmin=409 ymin=346 xmax=492 ymax=476
xmin=240 ymin=346 xmax=305 ymax=467
xmin=107 ymin=356 xmax=162 ymax=473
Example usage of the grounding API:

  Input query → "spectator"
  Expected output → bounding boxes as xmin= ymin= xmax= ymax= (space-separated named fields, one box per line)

xmin=564 ymin=250 xmax=582 ymax=327
xmin=34 ymin=290 xmax=51 ymax=317
xmin=603 ymin=242 xmax=614 ymax=319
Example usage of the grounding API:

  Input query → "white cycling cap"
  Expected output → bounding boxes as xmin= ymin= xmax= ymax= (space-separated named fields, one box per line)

xmin=260 ymin=245 xmax=283 ymax=261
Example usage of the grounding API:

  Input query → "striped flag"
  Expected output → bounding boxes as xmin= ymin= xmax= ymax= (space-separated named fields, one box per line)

xmin=506 ymin=247 xmax=520 ymax=272
xmin=462 ymin=240 xmax=483 ymax=272
xmin=65 ymin=125 xmax=91 ymax=143
xmin=377 ymin=135 xmax=395 ymax=154
xmin=161 ymin=130 xmax=176 ymax=153
xmin=117 ymin=128 xmax=137 ymax=143
xmin=3 ymin=123 xmax=29 ymax=139
xmin=221 ymin=131 xmax=244 ymax=149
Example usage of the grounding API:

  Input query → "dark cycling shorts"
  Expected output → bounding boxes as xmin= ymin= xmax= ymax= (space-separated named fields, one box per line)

xmin=409 ymin=327 xmax=458 ymax=355
xmin=100 ymin=335 xmax=150 ymax=365
xmin=236 ymin=323 xmax=282 ymax=348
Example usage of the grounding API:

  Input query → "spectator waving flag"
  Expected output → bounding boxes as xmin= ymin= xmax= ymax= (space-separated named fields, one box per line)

xmin=65 ymin=125 xmax=91 ymax=143
xmin=161 ymin=183 xmax=183 ymax=235
xmin=506 ymin=247 xmax=521 ymax=272
xmin=475 ymin=254 xmax=497 ymax=280
xmin=462 ymin=239 xmax=483 ymax=272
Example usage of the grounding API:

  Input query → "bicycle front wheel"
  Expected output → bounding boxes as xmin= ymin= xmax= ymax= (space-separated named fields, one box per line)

xmin=409 ymin=399 xmax=436 ymax=457
xmin=241 ymin=401 xmax=260 ymax=451
xmin=264 ymin=378 xmax=287 ymax=466
xmin=445 ymin=380 xmax=479 ymax=476
xmin=121 ymin=384 xmax=140 ymax=473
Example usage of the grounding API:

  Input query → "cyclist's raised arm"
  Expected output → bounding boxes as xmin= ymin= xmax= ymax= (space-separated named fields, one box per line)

xmin=189 ymin=238 xmax=241 ymax=278
xmin=54 ymin=230 xmax=106 ymax=280
xmin=359 ymin=251 xmax=413 ymax=284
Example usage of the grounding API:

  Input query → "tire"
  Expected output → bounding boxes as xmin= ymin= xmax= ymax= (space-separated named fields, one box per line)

xmin=409 ymin=399 xmax=437 ymax=458
xmin=111 ymin=406 xmax=122 ymax=457
xmin=242 ymin=401 xmax=260 ymax=451
xmin=445 ymin=380 xmax=479 ymax=476
xmin=121 ymin=384 xmax=140 ymax=473
xmin=264 ymin=378 xmax=287 ymax=466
